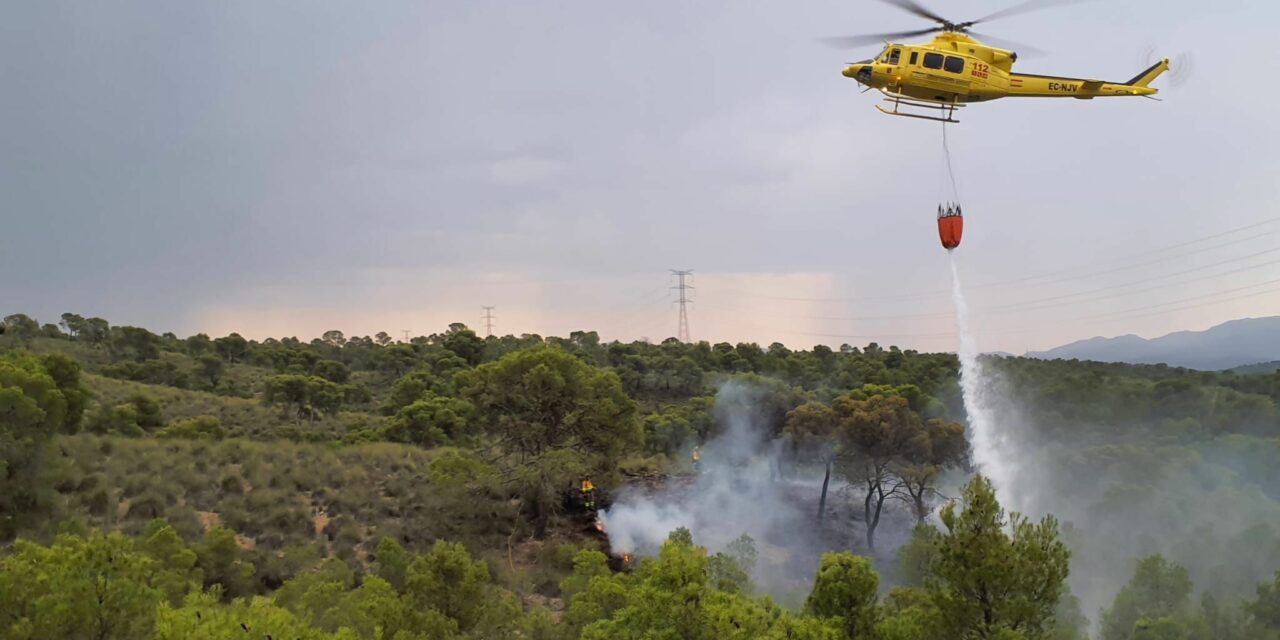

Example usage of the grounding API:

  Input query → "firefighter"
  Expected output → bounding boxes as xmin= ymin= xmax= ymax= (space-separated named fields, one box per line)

xmin=580 ymin=477 xmax=596 ymax=510
xmin=691 ymin=446 xmax=701 ymax=473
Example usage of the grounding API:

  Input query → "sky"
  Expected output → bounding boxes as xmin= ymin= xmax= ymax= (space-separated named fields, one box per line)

xmin=3 ymin=0 xmax=1279 ymax=354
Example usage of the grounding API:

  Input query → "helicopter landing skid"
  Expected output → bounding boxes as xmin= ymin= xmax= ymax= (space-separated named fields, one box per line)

xmin=875 ymin=90 xmax=963 ymax=123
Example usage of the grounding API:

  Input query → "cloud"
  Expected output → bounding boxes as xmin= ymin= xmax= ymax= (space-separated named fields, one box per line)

xmin=5 ymin=0 xmax=1280 ymax=353
xmin=489 ymin=156 xmax=568 ymax=186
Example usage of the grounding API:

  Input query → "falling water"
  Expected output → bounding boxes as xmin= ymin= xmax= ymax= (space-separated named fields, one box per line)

xmin=948 ymin=252 xmax=1018 ymax=507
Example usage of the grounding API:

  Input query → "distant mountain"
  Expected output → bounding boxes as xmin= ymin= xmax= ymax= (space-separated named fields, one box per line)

xmin=1028 ymin=317 xmax=1280 ymax=371
xmin=1231 ymin=360 xmax=1280 ymax=375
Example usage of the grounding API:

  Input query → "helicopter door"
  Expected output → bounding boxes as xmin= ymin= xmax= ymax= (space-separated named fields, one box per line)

xmin=915 ymin=52 xmax=951 ymax=91
xmin=913 ymin=52 xmax=970 ymax=97
xmin=943 ymin=55 xmax=973 ymax=96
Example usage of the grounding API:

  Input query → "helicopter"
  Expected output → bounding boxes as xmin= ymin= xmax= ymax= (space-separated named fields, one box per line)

xmin=830 ymin=0 xmax=1170 ymax=122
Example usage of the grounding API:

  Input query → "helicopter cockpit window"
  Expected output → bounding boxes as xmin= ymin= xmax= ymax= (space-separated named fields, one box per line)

xmin=923 ymin=52 xmax=943 ymax=69
xmin=944 ymin=56 xmax=964 ymax=73
xmin=888 ymin=48 xmax=901 ymax=64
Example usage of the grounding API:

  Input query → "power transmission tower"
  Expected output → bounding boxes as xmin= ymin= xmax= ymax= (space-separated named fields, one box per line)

xmin=401 ymin=329 xmax=411 ymax=343
xmin=669 ymin=270 xmax=693 ymax=343
xmin=481 ymin=306 xmax=496 ymax=337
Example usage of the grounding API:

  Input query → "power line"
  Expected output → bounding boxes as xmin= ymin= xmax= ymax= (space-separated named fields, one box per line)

xmin=1119 ymin=284 xmax=1280 ymax=319
xmin=957 ymin=276 xmax=1280 ymax=337
xmin=617 ymin=303 xmax=679 ymax=343
xmin=676 ymin=280 xmax=1280 ymax=350
xmin=1094 ymin=276 xmax=1280 ymax=319
xmin=1089 ymin=215 xmax=1280 ymax=262
xmin=481 ymin=306 xmax=496 ymax=337
xmin=981 ymin=248 xmax=1280 ymax=314
xmin=695 ymin=299 xmax=953 ymax=323
xmin=718 ymin=216 xmax=1280 ymax=304
xmin=970 ymin=229 xmax=1280 ymax=292
xmin=712 ymin=238 xmax=1280 ymax=317
xmin=718 ymin=268 xmax=1280 ymax=345
xmin=698 ymin=246 xmax=1280 ymax=324
xmin=765 ymin=326 xmax=958 ymax=341
xmin=608 ymin=285 xmax=681 ymax=341
xmin=670 ymin=270 xmax=694 ymax=343
xmin=961 ymin=277 xmax=1280 ymax=340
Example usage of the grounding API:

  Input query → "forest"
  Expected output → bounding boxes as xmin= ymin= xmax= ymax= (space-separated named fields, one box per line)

xmin=1 ymin=311 xmax=1279 ymax=639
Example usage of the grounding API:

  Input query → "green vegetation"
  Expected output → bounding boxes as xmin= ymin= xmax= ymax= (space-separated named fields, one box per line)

xmin=2 ymin=311 xmax=1279 ymax=638
xmin=786 ymin=384 xmax=967 ymax=549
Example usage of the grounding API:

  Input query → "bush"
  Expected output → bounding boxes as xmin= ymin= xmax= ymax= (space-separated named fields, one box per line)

xmin=101 ymin=359 xmax=189 ymax=388
xmin=218 ymin=471 xmax=245 ymax=496
xmin=13 ymin=435 xmax=519 ymax=567
xmin=86 ymin=393 xmax=163 ymax=436
xmin=86 ymin=487 xmax=113 ymax=517
xmin=158 ymin=416 xmax=226 ymax=440
xmin=618 ymin=454 xmax=667 ymax=478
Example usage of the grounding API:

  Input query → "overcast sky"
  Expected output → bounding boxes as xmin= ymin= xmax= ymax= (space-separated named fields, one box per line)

xmin=3 ymin=0 xmax=1278 ymax=353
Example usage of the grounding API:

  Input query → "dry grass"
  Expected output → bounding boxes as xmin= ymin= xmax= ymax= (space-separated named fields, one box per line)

xmin=196 ymin=510 xmax=221 ymax=532
xmin=36 ymin=435 xmax=520 ymax=563
xmin=82 ymin=373 xmax=369 ymax=439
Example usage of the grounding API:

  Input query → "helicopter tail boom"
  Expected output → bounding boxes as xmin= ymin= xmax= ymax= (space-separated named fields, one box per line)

xmin=1002 ymin=61 xmax=1166 ymax=99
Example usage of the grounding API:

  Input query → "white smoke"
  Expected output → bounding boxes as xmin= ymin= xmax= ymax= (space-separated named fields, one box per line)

xmin=599 ymin=497 xmax=700 ymax=556
xmin=946 ymin=253 xmax=1280 ymax=626
xmin=600 ymin=379 xmax=845 ymax=598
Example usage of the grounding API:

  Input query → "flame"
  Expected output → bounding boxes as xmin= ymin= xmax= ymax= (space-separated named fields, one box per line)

xmin=594 ymin=518 xmax=604 ymax=533
xmin=622 ymin=553 xmax=633 ymax=567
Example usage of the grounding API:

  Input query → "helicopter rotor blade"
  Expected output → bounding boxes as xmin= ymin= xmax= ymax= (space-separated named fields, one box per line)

xmin=964 ymin=0 xmax=1093 ymax=27
xmin=820 ymin=27 xmax=942 ymax=49
xmin=875 ymin=0 xmax=952 ymax=26
xmin=963 ymin=30 xmax=1046 ymax=57
xmin=1138 ymin=47 xmax=1194 ymax=89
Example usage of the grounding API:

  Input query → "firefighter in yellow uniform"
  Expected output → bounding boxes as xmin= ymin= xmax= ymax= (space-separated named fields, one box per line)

xmin=581 ymin=477 xmax=596 ymax=510
xmin=691 ymin=446 xmax=701 ymax=473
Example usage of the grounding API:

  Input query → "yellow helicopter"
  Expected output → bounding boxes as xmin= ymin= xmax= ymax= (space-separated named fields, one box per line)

xmin=830 ymin=0 xmax=1170 ymax=122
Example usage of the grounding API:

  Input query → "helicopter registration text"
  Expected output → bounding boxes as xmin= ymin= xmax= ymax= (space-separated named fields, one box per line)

xmin=1048 ymin=81 xmax=1078 ymax=92
xmin=970 ymin=62 xmax=989 ymax=79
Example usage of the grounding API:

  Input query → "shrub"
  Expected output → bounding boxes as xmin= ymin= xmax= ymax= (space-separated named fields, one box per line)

xmin=86 ymin=487 xmax=113 ymax=517
xmin=158 ymin=416 xmax=225 ymax=440
xmin=101 ymin=359 xmax=189 ymax=388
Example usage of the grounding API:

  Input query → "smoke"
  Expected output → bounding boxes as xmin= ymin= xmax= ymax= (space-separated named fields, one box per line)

xmin=600 ymin=379 xmax=850 ymax=600
xmin=1005 ymin=418 xmax=1280 ymax=622
xmin=603 ymin=261 xmax=1280 ymax=622
xmin=947 ymin=254 xmax=1280 ymax=623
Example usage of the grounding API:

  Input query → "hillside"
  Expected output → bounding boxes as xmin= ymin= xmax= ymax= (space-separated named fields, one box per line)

xmin=3 ymin=313 xmax=1280 ymax=639
xmin=1233 ymin=360 xmax=1280 ymax=375
xmin=1028 ymin=316 xmax=1280 ymax=370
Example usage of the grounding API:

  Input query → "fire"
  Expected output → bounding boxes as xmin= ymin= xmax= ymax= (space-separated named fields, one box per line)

xmin=622 ymin=553 xmax=633 ymax=567
xmin=594 ymin=518 xmax=604 ymax=533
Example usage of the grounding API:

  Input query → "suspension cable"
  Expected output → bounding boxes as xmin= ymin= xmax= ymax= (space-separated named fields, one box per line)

xmin=941 ymin=120 xmax=960 ymax=202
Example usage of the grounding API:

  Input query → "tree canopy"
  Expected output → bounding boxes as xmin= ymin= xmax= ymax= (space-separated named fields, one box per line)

xmin=2 ymin=312 xmax=1280 ymax=639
